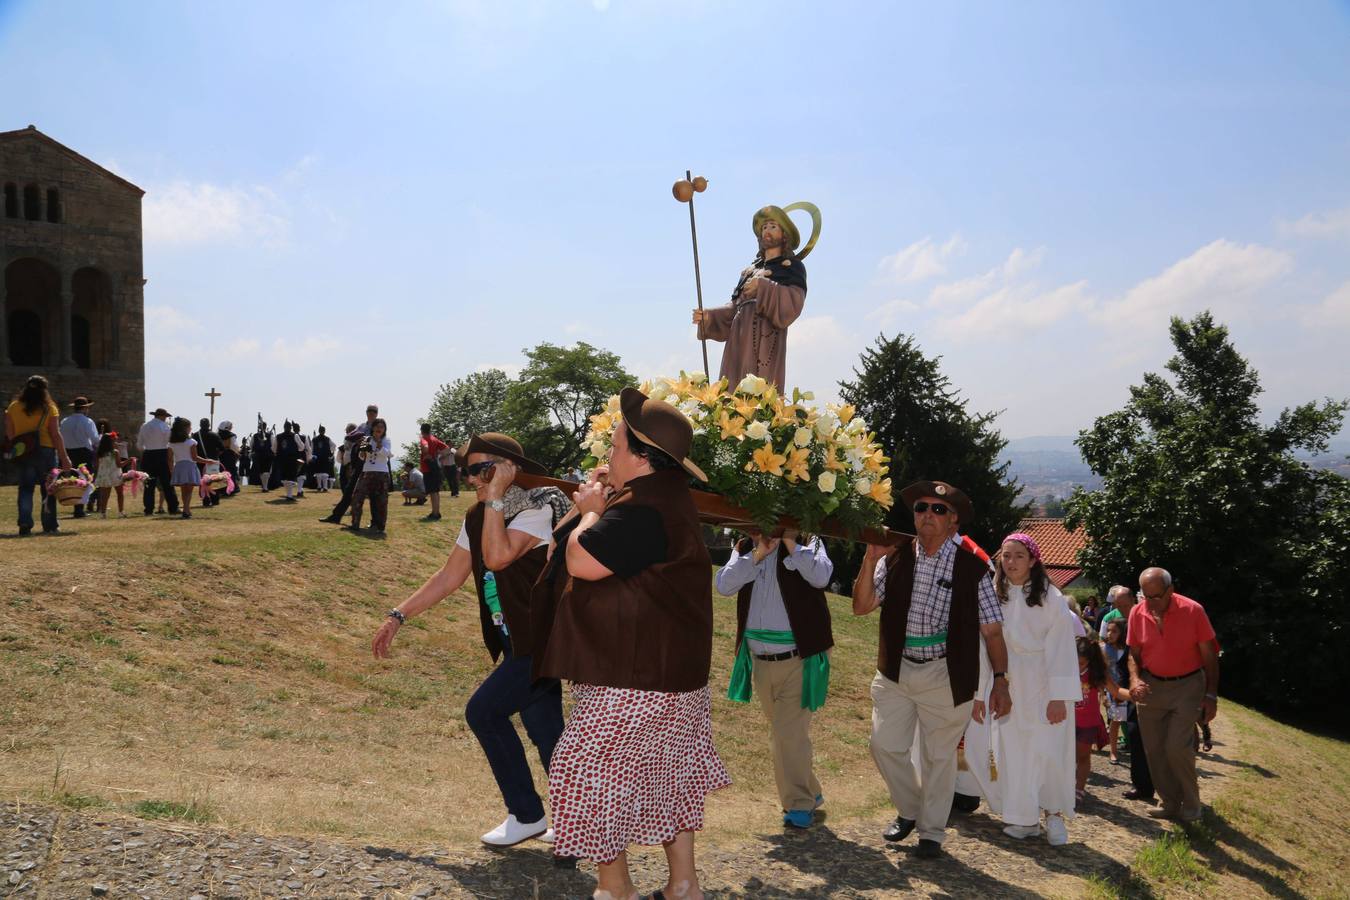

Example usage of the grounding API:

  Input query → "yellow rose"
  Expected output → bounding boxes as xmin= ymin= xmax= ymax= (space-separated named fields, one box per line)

xmin=745 ymin=420 xmax=770 ymax=441
xmin=855 ymin=477 xmax=873 ymax=496
xmin=817 ymin=471 xmax=837 ymax=493
xmin=737 ymin=374 xmax=768 ymax=396
xmin=793 ymin=427 xmax=813 ymax=448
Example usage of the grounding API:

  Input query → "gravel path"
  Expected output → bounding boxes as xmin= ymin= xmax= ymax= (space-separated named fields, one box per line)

xmin=3 ymin=724 xmax=1236 ymax=899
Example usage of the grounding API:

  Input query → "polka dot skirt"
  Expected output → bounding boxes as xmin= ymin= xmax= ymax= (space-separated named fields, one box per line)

xmin=548 ymin=683 xmax=731 ymax=863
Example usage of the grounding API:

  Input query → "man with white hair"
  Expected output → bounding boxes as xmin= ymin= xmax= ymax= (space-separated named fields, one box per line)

xmin=1098 ymin=584 xmax=1135 ymax=638
xmin=1126 ymin=567 xmax=1219 ymax=822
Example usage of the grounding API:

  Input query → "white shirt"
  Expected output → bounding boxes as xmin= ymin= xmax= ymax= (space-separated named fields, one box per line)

xmin=168 ymin=438 xmax=197 ymax=464
xmin=59 ymin=413 xmax=99 ymax=453
xmin=137 ymin=417 xmax=172 ymax=452
xmin=360 ymin=436 xmax=394 ymax=473
xmin=455 ymin=505 xmax=553 ymax=552
xmin=404 ymin=469 xmax=425 ymax=492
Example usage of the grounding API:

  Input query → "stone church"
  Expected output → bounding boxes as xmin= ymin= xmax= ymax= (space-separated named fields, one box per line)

xmin=1 ymin=125 xmax=146 ymax=441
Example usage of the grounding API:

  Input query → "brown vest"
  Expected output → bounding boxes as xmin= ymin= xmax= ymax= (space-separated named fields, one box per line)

xmin=532 ymin=468 xmax=713 ymax=692
xmin=733 ymin=540 xmax=834 ymax=659
xmin=466 ymin=503 xmax=548 ymax=662
xmin=877 ymin=536 xmax=987 ymax=706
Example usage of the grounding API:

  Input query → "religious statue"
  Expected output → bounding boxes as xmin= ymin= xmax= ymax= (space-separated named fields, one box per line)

xmin=692 ymin=202 xmax=820 ymax=391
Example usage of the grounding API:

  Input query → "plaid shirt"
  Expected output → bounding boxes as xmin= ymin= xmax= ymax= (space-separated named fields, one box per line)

xmin=873 ymin=534 xmax=1002 ymax=660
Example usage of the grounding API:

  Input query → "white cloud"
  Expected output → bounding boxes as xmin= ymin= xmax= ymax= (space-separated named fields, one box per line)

xmin=225 ymin=338 xmax=261 ymax=356
xmin=866 ymin=297 xmax=921 ymax=327
xmin=269 ymin=336 xmax=341 ymax=368
xmin=476 ymin=362 xmax=523 ymax=379
xmin=144 ymin=304 xmax=202 ymax=336
xmin=143 ymin=181 xmax=290 ymax=247
xmin=877 ymin=234 xmax=966 ymax=284
xmin=1300 ymin=280 xmax=1350 ymax=329
xmin=1279 ymin=207 xmax=1350 ymax=240
xmin=1098 ymin=239 xmax=1292 ymax=327
xmin=935 ymin=280 xmax=1093 ymax=339
xmin=785 ymin=315 xmax=859 ymax=401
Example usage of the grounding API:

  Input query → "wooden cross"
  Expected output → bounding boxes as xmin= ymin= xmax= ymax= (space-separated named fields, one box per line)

xmin=204 ymin=387 xmax=222 ymax=426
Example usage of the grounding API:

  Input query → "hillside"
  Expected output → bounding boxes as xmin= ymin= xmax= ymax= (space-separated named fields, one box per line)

xmin=2 ymin=487 xmax=1345 ymax=898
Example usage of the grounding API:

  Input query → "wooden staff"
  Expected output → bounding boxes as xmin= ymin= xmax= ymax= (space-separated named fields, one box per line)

xmin=673 ymin=171 xmax=710 ymax=380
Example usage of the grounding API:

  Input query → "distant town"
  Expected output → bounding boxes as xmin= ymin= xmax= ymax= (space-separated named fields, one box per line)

xmin=1005 ymin=435 xmax=1350 ymax=516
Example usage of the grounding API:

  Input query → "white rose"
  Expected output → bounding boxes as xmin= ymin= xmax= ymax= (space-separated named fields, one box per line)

xmin=793 ymin=426 xmax=813 ymax=448
xmin=648 ymin=381 xmax=672 ymax=402
xmin=814 ymin=414 xmax=837 ymax=439
xmin=854 ymin=477 xmax=872 ymax=496
xmin=745 ymin=420 xmax=770 ymax=441
xmin=737 ymin=374 xmax=768 ymax=396
xmin=817 ymin=471 xmax=837 ymax=493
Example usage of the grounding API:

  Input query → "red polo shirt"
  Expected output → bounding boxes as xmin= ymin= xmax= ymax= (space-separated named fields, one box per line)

xmin=419 ymin=435 xmax=448 ymax=474
xmin=1127 ymin=592 xmax=1216 ymax=678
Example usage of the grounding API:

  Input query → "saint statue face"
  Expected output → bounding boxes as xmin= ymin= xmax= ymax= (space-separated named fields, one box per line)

xmin=759 ymin=220 xmax=786 ymax=252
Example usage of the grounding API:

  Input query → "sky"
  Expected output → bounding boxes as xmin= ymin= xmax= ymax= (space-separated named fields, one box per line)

xmin=4 ymin=0 xmax=1350 ymax=448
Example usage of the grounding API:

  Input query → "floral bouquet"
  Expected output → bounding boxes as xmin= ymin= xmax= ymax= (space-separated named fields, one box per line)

xmin=201 ymin=470 xmax=234 ymax=497
xmin=122 ymin=469 xmax=150 ymax=497
xmin=45 ymin=465 xmax=94 ymax=505
xmin=582 ymin=372 xmax=893 ymax=536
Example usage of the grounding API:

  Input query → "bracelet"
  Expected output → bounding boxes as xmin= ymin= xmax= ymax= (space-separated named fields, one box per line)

xmin=387 ymin=609 xmax=406 ymax=625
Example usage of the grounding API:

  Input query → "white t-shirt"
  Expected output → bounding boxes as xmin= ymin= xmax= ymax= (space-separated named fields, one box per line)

xmin=455 ymin=505 xmax=554 ymax=552
xmin=168 ymin=438 xmax=197 ymax=462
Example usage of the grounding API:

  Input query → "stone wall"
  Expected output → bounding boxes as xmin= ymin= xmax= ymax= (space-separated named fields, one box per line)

xmin=1 ymin=126 xmax=145 ymax=478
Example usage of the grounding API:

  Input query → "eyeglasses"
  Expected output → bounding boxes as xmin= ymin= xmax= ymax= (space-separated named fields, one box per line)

xmin=465 ymin=461 xmax=496 ymax=477
xmin=912 ymin=501 xmax=952 ymax=516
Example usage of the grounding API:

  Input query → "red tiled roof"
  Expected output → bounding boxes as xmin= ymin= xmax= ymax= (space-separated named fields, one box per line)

xmin=1015 ymin=517 xmax=1088 ymax=568
xmin=1047 ymin=567 xmax=1083 ymax=588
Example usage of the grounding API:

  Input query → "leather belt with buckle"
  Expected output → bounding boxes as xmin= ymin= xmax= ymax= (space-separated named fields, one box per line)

xmin=754 ymin=649 xmax=800 ymax=662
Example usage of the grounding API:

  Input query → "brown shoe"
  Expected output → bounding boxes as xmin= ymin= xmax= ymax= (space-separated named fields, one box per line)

xmin=1147 ymin=806 xmax=1180 ymax=820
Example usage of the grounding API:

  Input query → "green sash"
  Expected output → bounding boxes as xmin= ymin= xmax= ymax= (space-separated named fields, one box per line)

xmin=726 ymin=628 xmax=830 ymax=711
xmin=904 ymin=630 xmax=947 ymax=648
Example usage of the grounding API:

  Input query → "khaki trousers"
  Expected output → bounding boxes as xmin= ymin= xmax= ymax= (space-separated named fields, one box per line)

xmin=870 ymin=664 xmax=972 ymax=843
xmin=1136 ymin=670 xmax=1205 ymax=816
xmin=753 ymin=655 xmax=821 ymax=811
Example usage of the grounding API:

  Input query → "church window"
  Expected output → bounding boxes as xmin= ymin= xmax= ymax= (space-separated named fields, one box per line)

xmin=8 ymin=310 xmax=43 ymax=366
xmin=23 ymin=184 xmax=40 ymax=221
xmin=3 ymin=183 xmax=17 ymax=218
xmin=46 ymin=188 xmax=61 ymax=223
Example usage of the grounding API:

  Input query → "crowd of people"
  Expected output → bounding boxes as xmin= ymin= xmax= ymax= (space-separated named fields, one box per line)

xmin=3 ymin=377 xmax=460 ymax=534
xmin=7 ymin=375 xmax=1221 ymax=899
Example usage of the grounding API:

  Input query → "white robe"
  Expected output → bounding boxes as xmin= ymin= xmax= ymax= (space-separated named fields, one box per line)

xmin=966 ymin=583 xmax=1080 ymax=825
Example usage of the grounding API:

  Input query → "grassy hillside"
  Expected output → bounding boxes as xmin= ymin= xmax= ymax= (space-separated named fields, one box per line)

xmin=2 ymin=485 xmax=1346 ymax=898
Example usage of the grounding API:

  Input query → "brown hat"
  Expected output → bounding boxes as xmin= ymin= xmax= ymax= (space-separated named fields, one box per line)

xmin=151 ymin=408 xmax=170 ymax=418
xmin=458 ymin=432 xmax=548 ymax=476
xmin=619 ymin=387 xmax=707 ymax=482
xmin=900 ymin=480 xmax=973 ymax=524
xmin=69 ymin=396 xmax=94 ymax=409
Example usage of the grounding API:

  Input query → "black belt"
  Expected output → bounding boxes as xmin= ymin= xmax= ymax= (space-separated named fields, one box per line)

xmin=754 ymin=648 xmax=800 ymax=662
xmin=902 ymin=653 xmax=946 ymax=665
xmin=1145 ymin=668 xmax=1201 ymax=682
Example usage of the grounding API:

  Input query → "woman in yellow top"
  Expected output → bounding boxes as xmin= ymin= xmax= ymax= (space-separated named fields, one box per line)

xmin=4 ymin=375 xmax=72 ymax=535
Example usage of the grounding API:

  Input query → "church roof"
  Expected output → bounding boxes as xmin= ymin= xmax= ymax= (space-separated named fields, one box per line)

xmin=1015 ymin=516 xmax=1088 ymax=587
xmin=0 ymin=125 xmax=145 ymax=196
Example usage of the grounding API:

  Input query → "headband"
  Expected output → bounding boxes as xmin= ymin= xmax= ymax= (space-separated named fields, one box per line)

xmin=1002 ymin=532 xmax=1042 ymax=562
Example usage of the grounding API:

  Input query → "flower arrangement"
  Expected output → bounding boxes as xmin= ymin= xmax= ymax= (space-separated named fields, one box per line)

xmin=582 ymin=372 xmax=893 ymax=535
xmin=45 ymin=465 xmax=93 ymax=504
xmin=201 ymin=470 xmax=234 ymax=497
xmin=122 ymin=469 xmax=150 ymax=497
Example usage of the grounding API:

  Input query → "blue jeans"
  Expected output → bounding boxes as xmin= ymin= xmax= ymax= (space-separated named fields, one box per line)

xmin=16 ymin=447 xmax=58 ymax=532
xmin=465 ymin=639 xmax=565 ymax=823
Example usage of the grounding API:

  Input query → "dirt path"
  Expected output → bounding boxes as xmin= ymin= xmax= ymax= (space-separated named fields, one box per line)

xmin=3 ymin=721 xmax=1237 ymax=899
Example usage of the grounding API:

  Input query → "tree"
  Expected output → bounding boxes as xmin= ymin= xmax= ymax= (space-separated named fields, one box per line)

xmin=1066 ymin=311 xmax=1348 ymax=714
xmin=421 ymin=369 xmax=514 ymax=446
xmin=829 ymin=333 xmax=1028 ymax=584
xmin=502 ymin=341 xmax=633 ymax=472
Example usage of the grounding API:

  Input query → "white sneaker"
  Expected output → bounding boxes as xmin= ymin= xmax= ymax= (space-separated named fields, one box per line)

xmin=538 ymin=827 xmax=556 ymax=844
xmin=1045 ymin=814 xmax=1069 ymax=846
xmin=480 ymin=814 xmax=548 ymax=847
xmin=1003 ymin=824 xmax=1039 ymax=839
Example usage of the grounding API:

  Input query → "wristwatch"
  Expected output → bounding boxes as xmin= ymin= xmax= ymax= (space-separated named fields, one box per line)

xmin=386 ymin=609 xmax=406 ymax=625
xmin=486 ymin=498 xmax=506 ymax=513
xmin=993 ymin=672 xmax=1008 ymax=681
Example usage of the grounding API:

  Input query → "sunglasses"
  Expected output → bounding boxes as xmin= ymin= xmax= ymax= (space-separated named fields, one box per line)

xmin=464 ymin=461 xmax=497 ymax=478
xmin=912 ymin=501 xmax=953 ymax=516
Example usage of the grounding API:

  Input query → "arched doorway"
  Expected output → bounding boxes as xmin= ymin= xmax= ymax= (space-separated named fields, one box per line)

xmin=72 ymin=267 xmax=113 ymax=369
xmin=5 ymin=258 xmax=60 ymax=366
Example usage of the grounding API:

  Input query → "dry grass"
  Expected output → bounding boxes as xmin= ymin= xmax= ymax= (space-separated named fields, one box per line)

xmin=0 ymin=486 xmax=892 ymax=849
xmin=3 ymin=485 xmax=1347 ymax=899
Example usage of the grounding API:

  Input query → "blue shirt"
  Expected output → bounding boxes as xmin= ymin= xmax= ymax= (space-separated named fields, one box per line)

xmin=716 ymin=536 xmax=834 ymax=654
